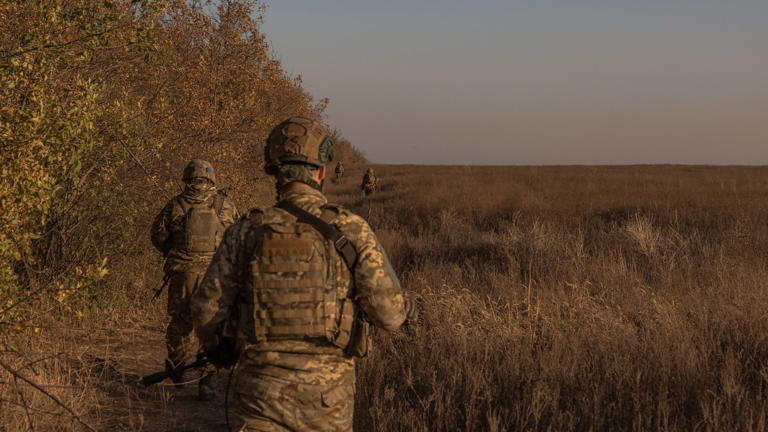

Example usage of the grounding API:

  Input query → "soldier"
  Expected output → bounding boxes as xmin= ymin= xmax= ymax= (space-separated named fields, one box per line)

xmin=334 ymin=161 xmax=344 ymax=183
xmin=150 ymin=159 xmax=239 ymax=401
xmin=191 ymin=117 xmax=418 ymax=431
xmin=361 ymin=168 xmax=377 ymax=196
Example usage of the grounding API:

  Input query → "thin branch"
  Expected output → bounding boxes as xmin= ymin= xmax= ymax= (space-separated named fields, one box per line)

xmin=0 ymin=266 xmax=48 ymax=319
xmin=17 ymin=352 xmax=67 ymax=374
xmin=13 ymin=376 xmax=36 ymax=431
xmin=118 ymin=138 xmax=167 ymax=194
xmin=0 ymin=358 xmax=97 ymax=432
xmin=0 ymin=397 xmax=67 ymax=417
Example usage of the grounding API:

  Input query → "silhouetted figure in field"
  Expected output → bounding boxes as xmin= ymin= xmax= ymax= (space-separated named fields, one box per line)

xmin=334 ymin=161 xmax=344 ymax=183
xmin=361 ymin=168 xmax=377 ymax=196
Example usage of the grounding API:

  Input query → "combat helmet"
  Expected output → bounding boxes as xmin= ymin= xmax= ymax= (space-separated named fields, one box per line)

xmin=264 ymin=117 xmax=334 ymax=174
xmin=182 ymin=159 xmax=216 ymax=184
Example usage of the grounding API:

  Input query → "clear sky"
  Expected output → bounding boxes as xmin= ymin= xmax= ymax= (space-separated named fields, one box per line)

xmin=261 ymin=1 xmax=768 ymax=165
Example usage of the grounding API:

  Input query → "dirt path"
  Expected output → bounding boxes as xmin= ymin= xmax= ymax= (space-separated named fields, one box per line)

xmin=88 ymin=321 xmax=234 ymax=431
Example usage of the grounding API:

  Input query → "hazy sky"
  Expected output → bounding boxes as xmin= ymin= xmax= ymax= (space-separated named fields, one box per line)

xmin=261 ymin=1 xmax=768 ymax=165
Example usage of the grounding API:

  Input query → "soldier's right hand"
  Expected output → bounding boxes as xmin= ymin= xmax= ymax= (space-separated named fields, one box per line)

xmin=204 ymin=339 xmax=239 ymax=369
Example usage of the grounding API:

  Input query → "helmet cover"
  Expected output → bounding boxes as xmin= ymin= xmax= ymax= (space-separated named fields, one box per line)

xmin=264 ymin=117 xmax=334 ymax=174
xmin=182 ymin=159 xmax=216 ymax=184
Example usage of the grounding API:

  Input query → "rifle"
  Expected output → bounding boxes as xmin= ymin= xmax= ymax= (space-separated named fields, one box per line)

xmin=151 ymin=273 xmax=170 ymax=303
xmin=141 ymin=353 xmax=209 ymax=386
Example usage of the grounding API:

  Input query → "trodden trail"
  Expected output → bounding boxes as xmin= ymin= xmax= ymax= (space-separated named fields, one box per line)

xmin=81 ymin=315 xmax=233 ymax=431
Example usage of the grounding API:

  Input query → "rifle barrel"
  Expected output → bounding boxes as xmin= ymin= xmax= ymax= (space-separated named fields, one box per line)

xmin=141 ymin=358 xmax=208 ymax=386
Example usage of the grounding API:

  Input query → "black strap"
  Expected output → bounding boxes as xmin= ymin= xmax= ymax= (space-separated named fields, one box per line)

xmin=275 ymin=201 xmax=358 ymax=271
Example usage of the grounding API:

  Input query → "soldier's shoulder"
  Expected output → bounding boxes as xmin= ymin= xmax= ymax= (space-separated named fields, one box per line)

xmin=323 ymin=203 xmax=369 ymax=231
xmin=223 ymin=208 xmax=263 ymax=238
xmin=241 ymin=206 xmax=296 ymax=227
xmin=163 ymin=194 xmax=185 ymax=211
xmin=166 ymin=193 xmax=183 ymax=204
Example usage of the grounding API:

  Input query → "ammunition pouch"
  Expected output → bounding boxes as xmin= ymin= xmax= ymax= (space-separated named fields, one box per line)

xmin=329 ymin=298 xmax=371 ymax=358
xmin=346 ymin=306 xmax=372 ymax=358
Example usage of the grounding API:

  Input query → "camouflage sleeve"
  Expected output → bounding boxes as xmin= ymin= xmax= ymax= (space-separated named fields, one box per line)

xmin=190 ymin=221 xmax=246 ymax=350
xmin=336 ymin=211 xmax=407 ymax=332
xmin=219 ymin=196 xmax=240 ymax=227
xmin=149 ymin=200 xmax=174 ymax=254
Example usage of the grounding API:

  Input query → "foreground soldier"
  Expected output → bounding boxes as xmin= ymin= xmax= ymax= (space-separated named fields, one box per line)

xmin=361 ymin=168 xmax=377 ymax=196
xmin=334 ymin=161 xmax=344 ymax=182
xmin=191 ymin=117 xmax=418 ymax=431
xmin=150 ymin=159 xmax=239 ymax=400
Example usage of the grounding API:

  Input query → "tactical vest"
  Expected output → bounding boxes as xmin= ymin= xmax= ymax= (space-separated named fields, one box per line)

xmin=244 ymin=205 xmax=356 ymax=349
xmin=171 ymin=194 xmax=225 ymax=255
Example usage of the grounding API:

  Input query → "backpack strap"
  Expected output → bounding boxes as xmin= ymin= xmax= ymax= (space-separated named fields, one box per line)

xmin=175 ymin=194 xmax=190 ymax=215
xmin=275 ymin=201 xmax=358 ymax=271
xmin=213 ymin=193 xmax=225 ymax=217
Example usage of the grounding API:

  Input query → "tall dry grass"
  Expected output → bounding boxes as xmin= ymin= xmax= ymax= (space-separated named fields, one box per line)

xmin=4 ymin=165 xmax=768 ymax=431
xmin=328 ymin=165 xmax=768 ymax=431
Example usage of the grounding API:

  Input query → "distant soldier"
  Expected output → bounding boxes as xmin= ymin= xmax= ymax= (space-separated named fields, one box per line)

xmin=361 ymin=167 xmax=377 ymax=196
xmin=191 ymin=117 xmax=418 ymax=430
xmin=334 ymin=161 xmax=345 ymax=183
xmin=150 ymin=159 xmax=239 ymax=401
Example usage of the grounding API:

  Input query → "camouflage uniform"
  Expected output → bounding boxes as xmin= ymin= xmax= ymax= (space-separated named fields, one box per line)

xmin=150 ymin=161 xmax=239 ymax=374
xmin=361 ymin=169 xmax=376 ymax=196
xmin=334 ymin=162 xmax=344 ymax=182
xmin=191 ymin=118 xmax=412 ymax=431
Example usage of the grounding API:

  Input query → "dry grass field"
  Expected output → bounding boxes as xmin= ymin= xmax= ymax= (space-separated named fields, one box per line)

xmin=4 ymin=164 xmax=768 ymax=431
xmin=328 ymin=165 xmax=768 ymax=432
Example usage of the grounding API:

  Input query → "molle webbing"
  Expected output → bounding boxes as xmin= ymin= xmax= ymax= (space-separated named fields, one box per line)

xmin=275 ymin=201 xmax=358 ymax=271
xmin=248 ymin=202 xmax=359 ymax=346
xmin=272 ymin=201 xmax=358 ymax=349
xmin=171 ymin=197 xmax=224 ymax=254
xmin=252 ymin=231 xmax=336 ymax=341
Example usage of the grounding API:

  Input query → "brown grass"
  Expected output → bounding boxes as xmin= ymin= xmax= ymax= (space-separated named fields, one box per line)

xmin=329 ymin=165 xmax=768 ymax=432
xmin=4 ymin=164 xmax=768 ymax=431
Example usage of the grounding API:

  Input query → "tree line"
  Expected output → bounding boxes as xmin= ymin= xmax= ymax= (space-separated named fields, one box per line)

xmin=0 ymin=0 xmax=360 ymax=325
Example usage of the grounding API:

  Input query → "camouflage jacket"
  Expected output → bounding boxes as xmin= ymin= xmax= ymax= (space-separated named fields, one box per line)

xmin=190 ymin=187 xmax=407 ymax=359
xmin=150 ymin=190 xmax=239 ymax=273
xmin=362 ymin=173 xmax=376 ymax=188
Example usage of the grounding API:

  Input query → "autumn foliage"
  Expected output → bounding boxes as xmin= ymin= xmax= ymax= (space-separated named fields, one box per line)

xmin=0 ymin=0 xmax=329 ymax=319
xmin=0 ymin=2 xmax=344 ymax=426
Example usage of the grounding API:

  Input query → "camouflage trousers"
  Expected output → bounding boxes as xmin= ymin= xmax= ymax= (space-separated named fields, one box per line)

xmin=234 ymin=351 xmax=356 ymax=432
xmin=165 ymin=271 xmax=204 ymax=368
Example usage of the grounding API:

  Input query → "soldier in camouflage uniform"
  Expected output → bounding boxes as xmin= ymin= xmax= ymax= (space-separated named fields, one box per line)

xmin=150 ymin=159 xmax=239 ymax=400
xmin=334 ymin=161 xmax=344 ymax=183
xmin=361 ymin=168 xmax=377 ymax=196
xmin=191 ymin=117 xmax=418 ymax=431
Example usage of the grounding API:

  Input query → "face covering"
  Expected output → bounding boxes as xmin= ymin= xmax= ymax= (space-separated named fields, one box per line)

xmin=183 ymin=178 xmax=215 ymax=202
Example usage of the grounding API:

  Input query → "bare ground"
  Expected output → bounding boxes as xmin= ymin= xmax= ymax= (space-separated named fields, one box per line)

xmin=78 ymin=318 xmax=233 ymax=432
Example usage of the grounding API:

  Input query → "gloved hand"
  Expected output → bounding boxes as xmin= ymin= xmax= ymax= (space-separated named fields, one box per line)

xmin=204 ymin=339 xmax=239 ymax=369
